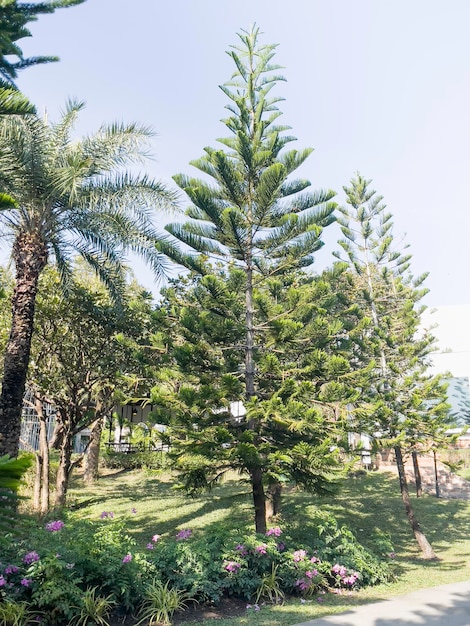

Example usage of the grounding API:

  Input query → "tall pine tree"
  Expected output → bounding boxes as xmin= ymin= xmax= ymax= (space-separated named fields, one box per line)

xmin=164 ymin=26 xmax=336 ymax=532
xmin=335 ymin=173 xmax=449 ymax=559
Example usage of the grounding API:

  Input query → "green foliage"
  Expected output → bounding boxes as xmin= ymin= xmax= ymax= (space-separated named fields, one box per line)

xmin=71 ymin=587 xmax=116 ymax=626
xmin=101 ymin=449 xmax=168 ymax=471
xmin=28 ymin=554 xmax=83 ymax=624
xmin=0 ymin=0 xmax=85 ymax=86
xmin=254 ymin=563 xmax=285 ymax=605
xmin=135 ymin=580 xmax=193 ymax=626
xmin=0 ymin=454 xmax=32 ymax=532
xmin=0 ymin=600 xmax=37 ymax=626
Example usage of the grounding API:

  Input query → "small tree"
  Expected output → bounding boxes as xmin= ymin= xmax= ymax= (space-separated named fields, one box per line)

xmin=30 ymin=268 xmax=154 ymax=508
xmin=164 ymin=26 xmax=336 ymax=532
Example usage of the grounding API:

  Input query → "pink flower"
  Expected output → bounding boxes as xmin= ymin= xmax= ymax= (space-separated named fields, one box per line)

xmin=0 ymin=576 xmax=5 ymax=587
xmin=306 ymin=569 xmax=318 ymax=578
xmin=293 ymin=549 xmax=307 ymax=562
xmin=152 ymin=534 xmax=161 ymax=543
xmin=310 ymin=556 xmax=320 ymax=563
xmin=176 ymin=529 xmax=192 ymax=540
xmin=266 ymin=526 xmax=282 ymax=537
xmin=255 ymin=543 xmax=267 ymax=555
xmin=235 ymin=543 xmax=248 ymax=556
xmin=45 ymin=520 xmax=64 ymax=532
xmin=122 ymin=553 xmax=132 ymax=563
xmin=131 ymin=507 xmax=137 ymax=514
xmin=332 ymin=563 xmax=347 ymax=577
xmin=224 ymin=561 xmax=241 ymax=573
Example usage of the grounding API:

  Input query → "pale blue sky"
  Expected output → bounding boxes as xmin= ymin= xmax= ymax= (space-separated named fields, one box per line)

xmin=15 ymin=0 xmax=470 ymax=305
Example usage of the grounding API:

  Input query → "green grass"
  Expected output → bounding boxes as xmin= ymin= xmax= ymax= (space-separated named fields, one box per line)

xmin=65 ymin=468 xmax=470 ymax=625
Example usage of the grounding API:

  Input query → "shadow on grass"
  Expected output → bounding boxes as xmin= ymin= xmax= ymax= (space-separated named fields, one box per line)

xmin=281 ymin=471 xmax=470 ymax=561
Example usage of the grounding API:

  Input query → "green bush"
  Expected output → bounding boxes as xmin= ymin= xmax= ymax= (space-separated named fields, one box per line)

xmin=100 ymin=449 xmax=168 ymax=471
xmin=0 ymin=509 xmax=394 ymax=623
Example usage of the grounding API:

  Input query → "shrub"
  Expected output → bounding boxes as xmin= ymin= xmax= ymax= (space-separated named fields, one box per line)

xmin=100 ymin=449 xmax=168 ymax=471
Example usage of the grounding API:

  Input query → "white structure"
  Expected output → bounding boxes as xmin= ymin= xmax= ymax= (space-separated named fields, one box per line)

xmin=422 ymin=305 xmax=470 ymax=424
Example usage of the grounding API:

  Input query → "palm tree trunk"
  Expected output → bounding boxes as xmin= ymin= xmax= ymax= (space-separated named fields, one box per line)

xmin=0 ymin=232 xmax=47 ymax=457
xmin=394 ymin=445 xmax=437 ymax=559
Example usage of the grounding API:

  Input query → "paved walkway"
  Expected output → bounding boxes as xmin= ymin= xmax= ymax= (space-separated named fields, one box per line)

xmin=293 ymin=580 xmax=470 ymax=626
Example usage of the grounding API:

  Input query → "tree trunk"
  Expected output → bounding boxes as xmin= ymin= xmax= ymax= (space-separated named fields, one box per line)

xmin=245 ymin=255 xmax=268 ymax=530
xmin=394 ymin=445 xmax=437 ymax=559
xmin=245 ymin=263 xmax=255 ymax=399
xmin=39 ymin=413 xmax=50 ymax=514
xmin=32 ymin=414 xmax=50 ymax=513
xmin=55 ymin=426 xmax=73 ymax=509
xmin=0 ymin=232 xmax=47 ymax=457
xmin=251 ymin=468 xmax=267 ymax=534
xmin=266 ymin=482 xmax=282 ymax=520
xmin=83 ymin=417 xmax=103 ymax=483
xmin=433 ymin=449 xmax=441 ymax=498
xmin=32 ymin=452 xmax=42 ymax=511
xmin=411 ymin=450 xmax=423 ymax=497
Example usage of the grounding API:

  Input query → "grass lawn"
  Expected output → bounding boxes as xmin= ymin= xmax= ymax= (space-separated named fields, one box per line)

xmin=65 ymin=467 xmax=470 ymax=625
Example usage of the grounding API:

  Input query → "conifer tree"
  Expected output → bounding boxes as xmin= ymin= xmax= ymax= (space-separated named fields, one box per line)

xmin=164 ymin=26 xmax=336 ymax=531
xmin=335 ymin=173 xmax=449 ymax=559
xmin=152 ymin=266 xmax=361 ymax=531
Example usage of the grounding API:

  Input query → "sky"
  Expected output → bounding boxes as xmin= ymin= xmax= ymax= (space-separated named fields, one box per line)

xmin=14 ymin=0 xmax=470 ymax=306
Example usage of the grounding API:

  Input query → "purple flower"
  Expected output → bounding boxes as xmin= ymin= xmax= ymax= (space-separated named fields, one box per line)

xmin=224 ymin=561 xmax=241 ymax=573
xmin=45 ymin=520 xmax=64 ymax=532
xmin=100 ymin=511 xmax=114 ymax=519
xmin=277 ymin=542 xmax=286 ymax=552
xmin=0 ymin=576 xmax=5 ymax=587
xmin=255 ymin=543 xmax=267 ymax=555
xmin=122 ymin=553 xmax=132 ymax=563
xmin=295 ymin=578 xmax=311 ymax=592
xmin=317 ymin=596 xmax=324 ymax=603
xmin=146 ymin=543 xmax=154 ymax=550
xmin=131 ymin=507 xmax=137 ymax=514
xmin=151 ymin=534 xmax=161 ymax=543
xmin=235 ymin=543 xmax=248 ymax=556
xmin=23 ymin=551 xmax=40 ymax=565
xmin=389 ymin=551 xmax=396 ymax=559
xmin=266 ymin=526 xmax=282 ymax=537
xmin=293 ymin=549 xmax=307 ymax=562
xmin=21 ymin=578 xmax=32 ymax=587
xmin=5 ymin=565 xmax=19 ymax=574
xmin=176 ymin=529 xmax=192 ymax=541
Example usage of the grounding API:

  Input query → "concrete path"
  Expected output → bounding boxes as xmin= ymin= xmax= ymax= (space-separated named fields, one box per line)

xmin=293 ymin=580 xmax=470 ymax=626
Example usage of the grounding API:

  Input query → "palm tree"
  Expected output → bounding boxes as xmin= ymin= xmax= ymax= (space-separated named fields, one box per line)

xmin=0 ymin=99 xmax=177 ymax=457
